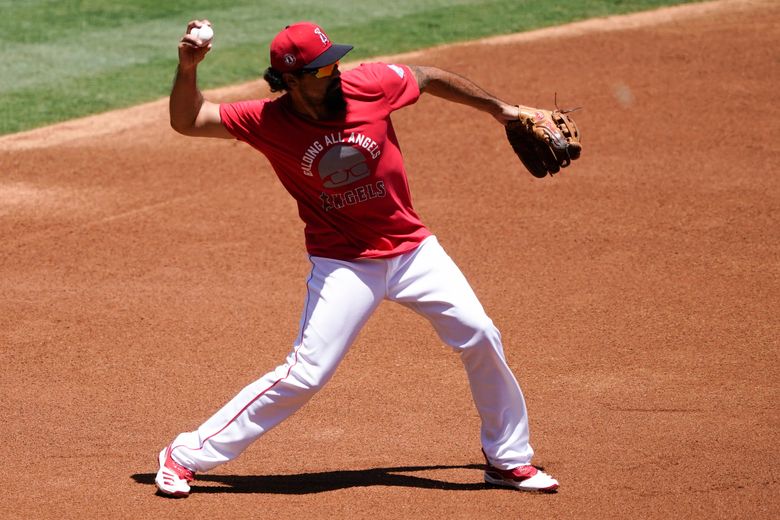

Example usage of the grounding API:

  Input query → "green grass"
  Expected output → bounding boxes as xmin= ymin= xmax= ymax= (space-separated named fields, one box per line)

xmin=1 ymin=0 xmax=701 ymax=135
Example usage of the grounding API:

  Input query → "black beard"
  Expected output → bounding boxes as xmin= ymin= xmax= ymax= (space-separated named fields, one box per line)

xmin=322 ymin=78 xmax=347 ymax=119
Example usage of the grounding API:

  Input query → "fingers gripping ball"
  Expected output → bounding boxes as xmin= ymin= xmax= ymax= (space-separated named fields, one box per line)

xmin=505 ymin=105 xmax=582 ymax=178
xmin=189 ymin=24 xmax=214 ymax=47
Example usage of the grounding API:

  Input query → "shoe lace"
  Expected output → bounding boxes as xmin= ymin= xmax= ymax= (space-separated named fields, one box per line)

xmin=168 ymin=457 xmax=195 ymax=481
xmin=511 ymin=465 xmax=538 ymax=479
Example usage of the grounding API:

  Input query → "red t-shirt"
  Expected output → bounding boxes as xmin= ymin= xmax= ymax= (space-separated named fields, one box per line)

xmin=219 ymin=62 xmax=432 ymax=259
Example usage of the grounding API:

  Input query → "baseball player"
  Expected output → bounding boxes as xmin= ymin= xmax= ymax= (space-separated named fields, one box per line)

xmin=155 ymin=20 xmax=559 ymax=497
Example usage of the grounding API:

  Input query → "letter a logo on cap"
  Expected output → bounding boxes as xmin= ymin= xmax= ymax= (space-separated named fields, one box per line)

xmin=314 ymin=27 xmax=329 ymax=45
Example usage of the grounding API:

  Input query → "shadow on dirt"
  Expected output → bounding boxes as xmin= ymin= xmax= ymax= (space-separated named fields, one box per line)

xmin=133 ymin=463 xmax=495 ymax=494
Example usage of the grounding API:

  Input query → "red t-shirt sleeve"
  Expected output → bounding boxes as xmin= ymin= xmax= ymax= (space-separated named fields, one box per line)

xmin=219 ymin=99 xmax=268 ymax=141
xmin=377 ymin=63 xmax=420 ymax=111
xmin=348 ymin=62 xmax=420 ymax=113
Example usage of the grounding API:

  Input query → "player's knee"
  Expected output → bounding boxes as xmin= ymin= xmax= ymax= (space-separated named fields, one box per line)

xmin=472 ymin=319 xmax=502 ymax=349
xmin=451 ymin=316 xmax=502 ymax=351
xmin=289 ymin=367 xmax=332 ymax=394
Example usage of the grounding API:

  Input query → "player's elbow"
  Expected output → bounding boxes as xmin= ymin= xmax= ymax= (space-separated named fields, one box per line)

xmin=409 ymin=65 xmax=436 ymax=92
xmin=170 ymin=118 xmax=199 ymax=136
xmin=170 ymin=119 xmax=190 ymax=135
xmin=169 ymin=114 xmax=217 ymax=137
xmin=171 ymin=102 xmax=229 ymax=138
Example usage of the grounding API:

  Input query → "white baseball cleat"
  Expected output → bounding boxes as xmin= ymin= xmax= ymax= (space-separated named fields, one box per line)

xmin=482 ymin=449 xmax=559 ymax=493
xmin=483 ymin=463 xmax=559 ymax=492
xmin=155 ymin=445 xmax=195 ymax=497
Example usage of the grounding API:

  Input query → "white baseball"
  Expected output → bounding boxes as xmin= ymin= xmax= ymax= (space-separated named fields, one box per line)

xmin=190 ymin=25 xmax=213 ymax=46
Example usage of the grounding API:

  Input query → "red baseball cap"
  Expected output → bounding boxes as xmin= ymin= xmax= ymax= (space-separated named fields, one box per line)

xmin=270 ymin=22 xmax=353 ymax=72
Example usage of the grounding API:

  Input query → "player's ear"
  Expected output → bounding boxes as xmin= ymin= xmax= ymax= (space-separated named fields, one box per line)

xmin=284 ymin=72 xmax=301 ymax=91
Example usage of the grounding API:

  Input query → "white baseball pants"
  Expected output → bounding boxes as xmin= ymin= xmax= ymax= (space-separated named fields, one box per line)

xmin=169 ymin=235 xmax=534 ymax=472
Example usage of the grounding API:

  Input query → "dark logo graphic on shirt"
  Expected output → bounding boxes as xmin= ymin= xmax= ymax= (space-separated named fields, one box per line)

xmin=318 ymin=144 xmax=370 ymax=188
xmin=299 ymin=133 xmax=386 ymax=212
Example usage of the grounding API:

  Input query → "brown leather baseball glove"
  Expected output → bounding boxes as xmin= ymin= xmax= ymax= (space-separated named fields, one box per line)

xmin=505 ymin=104 xmax=582 ymax=178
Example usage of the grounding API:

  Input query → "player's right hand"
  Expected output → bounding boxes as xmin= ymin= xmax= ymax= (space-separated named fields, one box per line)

xmin=178 ymin=20 xmax=212 ymax=71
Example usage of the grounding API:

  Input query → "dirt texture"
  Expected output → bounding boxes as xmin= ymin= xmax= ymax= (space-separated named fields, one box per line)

xmin=1 ymin=1 xmax=778 ymax=518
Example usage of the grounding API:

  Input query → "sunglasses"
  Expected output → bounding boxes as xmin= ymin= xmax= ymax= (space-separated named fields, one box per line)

xmin=305 ymin=61 xmax=340 ymax=79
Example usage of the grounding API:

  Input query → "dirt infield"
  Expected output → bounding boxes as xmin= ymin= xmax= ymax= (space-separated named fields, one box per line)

xmin=1 ymin=1 xmax=778 ymax=518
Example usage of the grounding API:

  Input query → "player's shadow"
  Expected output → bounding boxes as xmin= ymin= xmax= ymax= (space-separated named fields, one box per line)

xmin=132 ymin=463 xmax=489 ymax=495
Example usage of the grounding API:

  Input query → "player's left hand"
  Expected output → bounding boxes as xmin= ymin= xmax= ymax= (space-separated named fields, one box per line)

xmin=504 ymin=104 xmax=582 ymax=178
